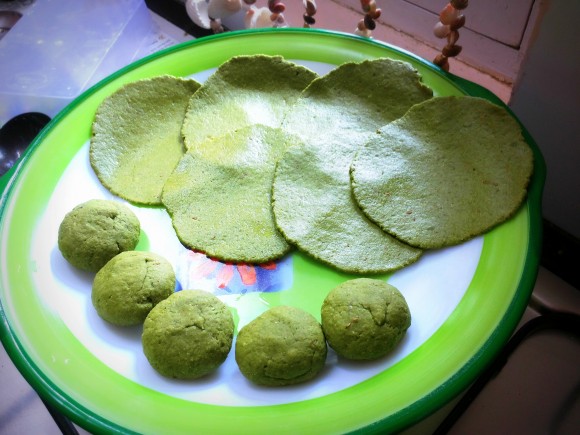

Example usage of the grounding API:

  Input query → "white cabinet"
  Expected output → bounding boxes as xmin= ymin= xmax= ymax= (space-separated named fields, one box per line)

xmin=333 ymin=0 xmax=543 ymax=82
xmin=409 ymin=0 xmax=534 ymax=48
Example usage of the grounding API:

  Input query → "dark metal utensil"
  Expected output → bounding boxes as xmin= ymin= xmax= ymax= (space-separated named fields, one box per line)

xmin=0 ymin=112 xmax=50 ymax=177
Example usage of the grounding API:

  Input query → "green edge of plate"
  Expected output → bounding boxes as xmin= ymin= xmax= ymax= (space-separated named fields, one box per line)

xmin=0 ymin=28 xmax=545 ymax=434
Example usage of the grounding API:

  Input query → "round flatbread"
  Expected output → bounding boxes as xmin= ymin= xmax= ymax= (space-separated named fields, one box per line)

xmin=162 ymin=125 xmax=294 ymax=263
xmin=273 ymin=58 xmax=432 ymax=273
xmin=350 ymin=96 xmax=534 ymax=249
xmin=90 ymin=75 xmax=200 ymax=205
xmin=181 ymin=55 xmax=318 ymax=150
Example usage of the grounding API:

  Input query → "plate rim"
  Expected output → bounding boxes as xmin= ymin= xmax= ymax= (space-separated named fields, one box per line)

xmin=0 ymin=27 xmax=545 ymax=434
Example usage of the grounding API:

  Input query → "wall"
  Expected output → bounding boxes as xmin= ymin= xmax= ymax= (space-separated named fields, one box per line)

xmin=333 ymin=0 xmax=542 ymax=83
xmin=508 ymin=0 xmax=580 ymax=239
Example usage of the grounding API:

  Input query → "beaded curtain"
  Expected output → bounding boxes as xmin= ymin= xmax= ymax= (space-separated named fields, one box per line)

xmin=185 ymin=0 xmax=468 ymax=71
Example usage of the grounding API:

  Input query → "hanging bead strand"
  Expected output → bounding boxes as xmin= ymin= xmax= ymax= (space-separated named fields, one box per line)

xmin=303 ymin=0 xmax=317 ymax=28
xmin=355 ymin=0 xmax=381 ymax=38
xmin=210 ymin=17 xmax=225 ymax=33
xmin=268 ymin=0 xmax=287 ymax=27
xmin=241 ymin=0 xmax=255 ymax=29
xmin=433 ymin=0 xmax=468 ymax=71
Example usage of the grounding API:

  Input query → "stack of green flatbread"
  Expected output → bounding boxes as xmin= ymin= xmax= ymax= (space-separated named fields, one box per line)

xmin=89 ymin=54 xmax=533 ymax=274
xmin=273 ymin=58 xmax=432 ymax=273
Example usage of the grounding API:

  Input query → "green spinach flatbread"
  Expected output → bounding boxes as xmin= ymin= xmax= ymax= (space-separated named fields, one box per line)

xmin=273 ymin=58 xmax=432 ymax=273
xmin=350 ymin=96 xmax=534 ymax=249
xmin=90 ymin=75 xmax=200 ymax=205
xmin=162 ymin=125 xmax=294 ymax=263
xmin=181 ymin=55 xmax=318 ymax=150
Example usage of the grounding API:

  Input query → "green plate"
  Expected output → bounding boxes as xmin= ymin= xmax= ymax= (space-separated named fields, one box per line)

xmin=0 ymin=29 xmax=545 ymax=434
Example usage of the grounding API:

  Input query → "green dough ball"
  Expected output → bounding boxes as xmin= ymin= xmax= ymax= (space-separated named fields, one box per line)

xmin=350 ymin=96 xmax=534 ymax=249
xmin=321 ymin=278 xmax=411 ymax=360
xmin=58 ymin=199 xmax=140 ymax=272
xmin=91 ymin=251 xmax=175 ymax=326
xmin=142 ymin=290 xmax=234 ymax=379
xmin=235 ymin=306 xmax=327 ymax=386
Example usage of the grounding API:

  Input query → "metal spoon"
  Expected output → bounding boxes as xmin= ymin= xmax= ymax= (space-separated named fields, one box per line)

xmin=0 ymin=112 xmax=51 ymax=177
